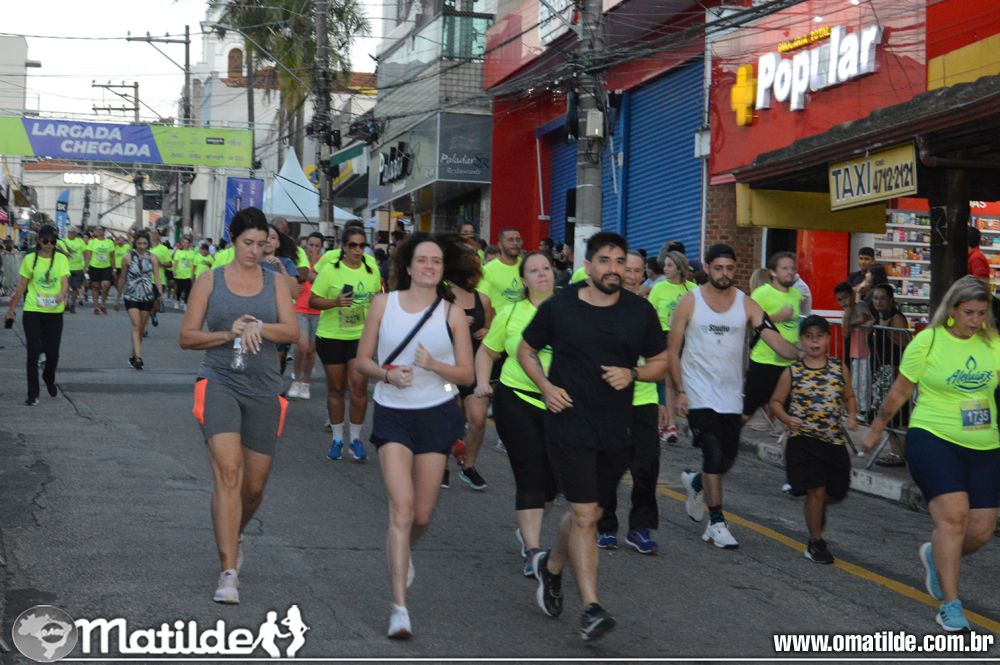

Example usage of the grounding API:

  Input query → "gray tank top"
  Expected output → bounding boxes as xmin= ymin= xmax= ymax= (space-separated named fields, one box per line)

xmin=197 ymin=266 xmax=282 ymax=396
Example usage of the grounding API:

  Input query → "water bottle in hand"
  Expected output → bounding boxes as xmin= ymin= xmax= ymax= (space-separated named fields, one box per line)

xmin=231 ymin=337 xmax=247 ymax=371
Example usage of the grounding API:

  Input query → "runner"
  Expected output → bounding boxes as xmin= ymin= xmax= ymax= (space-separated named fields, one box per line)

xmin=289 ymin=232 xmax=325 ymax=400
xmin=150 ymin=229 xmax=173 ymax=326
xmin=477 ymin=227 xmax=524 ymax=307
xmin=271 ymin=216 xmax=311 ymax=279
xmin=194 ymin=243 xmax=215 ymax=279
xmin=58 ymin=226 xmax=86 ymax=314
xmin=179 ymin=207 xmax=299 ymax=605
xmin=173 ymin=236 xmax=197 ymax=310
xmin=863 ymin=276 xmax=1000 ymax=632
xmin=769 ymin=315 xmax=858 ymax=564
xmin=309 ymin=226 xmax=382 ymax=461
xmin=83 ymin=225 xmax=115 ymax=314
xmin=443 ymin=235 xmax=493 ymax=490
xmin=118 ymin=230 xmax=164 ymax=370
xmin=668 ymin=244 xmax=799 ymax=549
xmin=353 ymin=233 xmax=474 ymax=639
xmin=475 ymin=251 xmax=555 ymax=576
xmin=262 ymin=224 xmax=300 ymax=375
xmin=518 ymin=232 xmax=667 ymax=641
xmin=596 ymin=250 xmax=662 ymax=555
xmin=112 ymin=235 xmax=132 ymax=311
xmin=4 ymin=224 xmax=70 ymax=405
xmin=648 ymin=250 xmax=695 ymax=444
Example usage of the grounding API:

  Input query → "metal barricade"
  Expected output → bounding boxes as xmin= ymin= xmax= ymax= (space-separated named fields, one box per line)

xmin=862 ymin=324 xmax=915 ymax=469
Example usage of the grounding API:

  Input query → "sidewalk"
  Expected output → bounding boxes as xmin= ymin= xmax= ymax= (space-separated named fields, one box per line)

xmin=738 ymin=412 xmax=925 ymax=511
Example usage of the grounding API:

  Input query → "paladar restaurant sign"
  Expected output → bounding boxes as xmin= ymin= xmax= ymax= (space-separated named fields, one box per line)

xmin=756 ymin=24 xmax=883 ymax=113
xmin=828 ymin=142 xmax=917 ymax=211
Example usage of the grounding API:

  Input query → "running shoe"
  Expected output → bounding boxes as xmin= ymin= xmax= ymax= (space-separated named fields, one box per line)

xmin=781 ymin=482 xmax=793 ymax=494
xmin=387 ymin=604 xmax=412 ymax=639
xmin=24 ymin=398 xmax=38 ymax=407
xmin=94 ymin=307 xmax=100 ymax=315
xmin=804 ymin=538 xmax=834 ymax=564
xmin=659 ymin=424 xmax=678 ymax=445
xmin=515 ymin=528 xmax=527 ymax=558
xmin=45 ymin=379 xmax=57 ymax=397
xmin=287 ymin=383 xmax=302 ymax=399
xmin=597 ymin=532 xmax=618 ymax=550
xmin=327 ymin=437 xmax=344 ymax=460
xmin=135 ymin=357 xmax=144 ymax=370
xmin=349 ymin=438 xmax=367 ymax=461
xmin=936 ymin=600 xmax=971 ymax=632
xmin=459 ymin=466 xmax=487 ymax=490
xmin=441 ymin=469 xmax=450 ymax=488
xmin=702 ymin=521 xmax=739 ymax=549
xmin=625 ymin=528 xmax=658 ymax=555
xmin=213 ymin=569 xmax=239 ymax=604
xmin=532 ymin=550 xmax=563 ymax=617
xmin=681 ymin=470 xmax=705 ymax=522
xmin=578 ymin=603 xmax=616 ymax=642
xmin=151 ymin=312 xmax=159 ymax=327
xmin=100 ymin=305 xmax=108 ymax=315
xmin=300 ymin=383 xmax=311 ymax=400
xmin=129 ymin=356 xmax=138 ymax=370
xmin=494 ymin=439 xmax=507 ymax=454
xmin=452 ymin=439 xmax=467 ymax=467
xmin=522 ymin=547 xmax=542 ymax=578
xmin=920 ymin=542 xmax=943 ymax=601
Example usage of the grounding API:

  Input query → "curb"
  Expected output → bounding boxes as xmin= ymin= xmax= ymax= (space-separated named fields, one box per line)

xmin=739 ymin=435 xmax=925 ymax=511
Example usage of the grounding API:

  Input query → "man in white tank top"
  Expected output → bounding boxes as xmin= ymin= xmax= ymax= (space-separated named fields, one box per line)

xmin=667 ymin=244 xmax=800 ymax=549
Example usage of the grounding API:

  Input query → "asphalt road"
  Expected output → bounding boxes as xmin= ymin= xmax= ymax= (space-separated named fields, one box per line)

xmin=0 ymin=303 xmax=998 ymax=662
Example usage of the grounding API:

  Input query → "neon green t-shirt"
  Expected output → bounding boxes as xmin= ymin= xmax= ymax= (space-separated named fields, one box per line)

xmin=150 ymin=244 xmax=172 ymax=285
xmin=295 ymin=246 xmax=310 ymax=271
xmin=194 ymin=253 xmax=214 ymax=278
xmin=648 ymin=279 xmax=697 ymax=331
xmin=633 ymin=371 xmax=658 ymax=406
xmin=113 ymin=243 xmax=132 ymax=269
xmin=750 ymin=283 xmax=802 ymax=367
xmin=483 ymin=300 xmax=550 ymax=410
xmin=86 ymin=238 xmax=115 ymax=269
xmin=477 ymin=257 xmax=523 ymax=306
xmin=900 ymin=327 xmax=1000 ymax=451
xmin=172 ymin=248 xmax=196 ymax=279
xmin=212 ymin=247 xmax=234 ymax=268
xmin=315 ymin=249 xmax=379 ymax=274
xmin=569 ymin=266 xmax=588 ymax=284
xmin=59 ymin=237 xmax=86 ymax=271
xmin=312 ymin=260 xmax=382 ymax=341
xmin=19 ymin=252 xmax=70 ymax=313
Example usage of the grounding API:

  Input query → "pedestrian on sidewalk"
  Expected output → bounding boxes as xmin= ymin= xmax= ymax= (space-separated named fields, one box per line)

xmin=5 ymin=224 xmax=70 ymax=405
xmin=118 ymin=230 xmax=163 ymax=370
xmin=770 ymin=315 xmax=857 ymax=564
xmin=179 ymin=207 xmax=299 ymax=605
xmin=354 ymin=233 xmax=474 ymax=639
xmin=864 ymin=276 xmax=1000 ymax=633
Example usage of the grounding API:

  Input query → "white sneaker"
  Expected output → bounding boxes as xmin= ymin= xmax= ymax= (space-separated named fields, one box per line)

xmin=681 ymin=471 xmax=705 ymax=522
xmin=287 ymin=383 xmax=302 ymax=399
xmin=407 ymin=556 xmax=415 ymax=589
xmin=213 ymin=569 xmax=240 ymax=604
xmin=387 ymin=604 xmax=412 ymax=639
xmin=301 ymin=383 xmax=311 ymax=400
xmin=702 ymin=521 xmax=739 ymax=549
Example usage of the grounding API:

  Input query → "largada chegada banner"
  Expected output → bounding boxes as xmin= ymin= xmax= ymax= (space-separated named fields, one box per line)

xmin=0 ymin=116 xmax=252 ymax=168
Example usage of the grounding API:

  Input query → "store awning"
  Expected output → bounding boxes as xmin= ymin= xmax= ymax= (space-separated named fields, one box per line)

xmin=330 ymin=143 xmax=364 ymax=168
xmin=736 ymin=185 xmax=887 ymax=232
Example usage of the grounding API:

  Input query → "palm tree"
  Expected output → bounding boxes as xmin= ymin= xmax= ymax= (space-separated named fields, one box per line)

xmin=217 ymin=0 xmax=370 ymax=164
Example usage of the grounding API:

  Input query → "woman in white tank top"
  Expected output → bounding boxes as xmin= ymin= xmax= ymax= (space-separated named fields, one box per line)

xmin=355 ymin=234 xmax=474 ymax=639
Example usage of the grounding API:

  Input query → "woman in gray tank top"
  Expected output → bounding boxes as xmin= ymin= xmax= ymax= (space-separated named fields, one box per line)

xmin=179 ymin=207 xmax=298 ymax=606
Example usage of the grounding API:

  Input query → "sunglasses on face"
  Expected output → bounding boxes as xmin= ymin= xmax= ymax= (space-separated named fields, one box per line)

xmin=39 ymin=237 xmax=55 ymax=245
xmin=345 ymin=241 xmax=367 ymax=250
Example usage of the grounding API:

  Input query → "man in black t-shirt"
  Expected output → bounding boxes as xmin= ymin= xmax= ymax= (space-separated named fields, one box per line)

xmin=519 ymin=232 xmax=667 ymax=642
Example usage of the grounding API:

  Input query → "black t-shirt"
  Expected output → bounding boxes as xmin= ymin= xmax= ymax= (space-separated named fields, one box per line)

xmin=522 ymin=283 xmax=666 ymax=450
xmin=847 ymin=264 xmax=887 ymax=288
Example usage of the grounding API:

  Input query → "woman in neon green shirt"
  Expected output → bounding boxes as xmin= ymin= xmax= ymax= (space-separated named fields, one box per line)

xmin=309 ymin=227 xmax=382 ymax=462
xmin=172 ymin=236 xmax=197 ymax=308
xmin=864 ymin=276 xmax=1000 ymax=633
xmin=5 ymin=224 xmax=70 ymax=405
xmin=473 ymin=252 xmax=555 ymax=577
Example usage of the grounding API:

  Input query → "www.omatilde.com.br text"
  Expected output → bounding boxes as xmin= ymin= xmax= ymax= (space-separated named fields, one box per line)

xmin=774 ymin=631 xmax=994 ymax=654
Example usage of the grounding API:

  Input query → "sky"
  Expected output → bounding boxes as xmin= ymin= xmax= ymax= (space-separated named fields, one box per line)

xmin=3 ymin=0 xmax=380 ymax=123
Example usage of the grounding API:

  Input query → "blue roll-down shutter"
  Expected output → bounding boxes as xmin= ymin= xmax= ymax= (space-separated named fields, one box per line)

xmin=624 ymin=59 xmax=704 ymax=257
xmin=548 ymin=135 xmax=577 ymax=246
xmin=601 ymin=108 xmax=624 ymax=234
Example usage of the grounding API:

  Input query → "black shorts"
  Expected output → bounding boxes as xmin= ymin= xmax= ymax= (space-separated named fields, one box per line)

xmin=906 ymin=428 xmax=1000 ymax=508
xmin=687 ymin=408 xmax=742 ymax=475
xmin=743 ymin=361 xmax=789 ymax=416
xmin=315 ymin=337 xmax=359 ymax=365
xmin=69 ymin=271 xmax=84 ymax=289
xmin=785 ymin=435 xmax=851 ymax=501
xmin=125 ymin=299 xmax=155 ymax=312
xmin=546 ymin=443 xmax=629 ymax=504
xmin=371 ymin=400 xmax=465 ymax=455
xmin=89 ymin=267 xmax=113 ymax=284
xmin=165 ymin=270 xmax=174 ymax=282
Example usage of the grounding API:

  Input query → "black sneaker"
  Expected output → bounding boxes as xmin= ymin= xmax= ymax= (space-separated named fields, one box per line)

xmin=805 ymin=538 xmax=834 ymax=565
xmin=135 ymin=357 xmax=144 ymax=370
xmin=441 ymin=469 xmax=450 ymax=489
xmin=150 ymin=313 xmax=159 ymax=327
xmin=24 ymin=397 xmax=38 ymax=407
xmin=532 ymin=550 xmax=562 ymax=617
xmin=459 ymin=466 xmax=487 ymax=491
xmin=579 ymin=603 xmax=616 ymax=641
xmin=129 ymin=356 xmax=138 ymax=370
xmin=45 ymin=380 xmax=57 ymax=397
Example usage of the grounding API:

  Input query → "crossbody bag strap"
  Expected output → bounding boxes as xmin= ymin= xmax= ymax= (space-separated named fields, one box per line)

xmin=382 ymin=295 xmax=443 ymax=367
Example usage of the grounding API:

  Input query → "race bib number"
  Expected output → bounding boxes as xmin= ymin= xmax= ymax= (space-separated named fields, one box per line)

xmin=338 ymin=306 xmax=364 ymax=328
xmin=36 ymin=296 xmax=57 ymax=308
xmin=960 ymin=399 xmax=991 ymax=430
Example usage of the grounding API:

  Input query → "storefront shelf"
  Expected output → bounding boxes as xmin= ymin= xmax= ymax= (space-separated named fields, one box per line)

xmin=879 ymin=240 xmax=928 ymax=246
xmin=886 ymin=223 xmax=930 ymax=230
xmin=889 ymin=276 xmax=930 ymax=282
xmin=880 ymin=258 xmax=929 ymax=264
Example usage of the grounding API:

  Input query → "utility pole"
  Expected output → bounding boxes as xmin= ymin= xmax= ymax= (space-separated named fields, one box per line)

xmin=247 ymin=45 xmax=256 ymax=179
xmin=313 ymin=0 xmax=333 ymax=237
xmin=93 ymin=81 xmax=144 ymax=228
xmin=572 ymin=0 xmax=605 ymax=270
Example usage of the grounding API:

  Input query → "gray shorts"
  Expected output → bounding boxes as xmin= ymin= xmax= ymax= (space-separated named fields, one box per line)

xmin=297 ymin=313 xmax=320 ymax=341
xmin=193 ymin=378 xmax=287 ymax=456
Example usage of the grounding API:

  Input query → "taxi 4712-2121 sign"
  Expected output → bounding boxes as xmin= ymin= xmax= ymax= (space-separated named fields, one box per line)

xmin=828 ymin=142 xmax=917 ymax=211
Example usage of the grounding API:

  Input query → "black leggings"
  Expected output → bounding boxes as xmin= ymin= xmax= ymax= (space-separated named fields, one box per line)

xmin=22 ymin=311 xmax=63 ymax=400
xmin=493 ymin=383 xmax=558 ymax=510
xmin=597 ymin=403 xmax=661 ymax=533
xmin=175 ymin=278 xmax=193 ymax=304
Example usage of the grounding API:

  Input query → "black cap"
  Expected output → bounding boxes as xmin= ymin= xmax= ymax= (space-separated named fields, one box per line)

xmin=38 ymin=224 xmax=58 ymax=238
xmin=799 ymin=314 xmax=830 ymax=335
xmin=705 ymin=243 xmax=737 ymax=264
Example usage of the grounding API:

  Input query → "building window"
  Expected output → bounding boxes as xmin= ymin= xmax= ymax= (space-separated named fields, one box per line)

xmin=228 ymin=48 xmax=243 ymax=78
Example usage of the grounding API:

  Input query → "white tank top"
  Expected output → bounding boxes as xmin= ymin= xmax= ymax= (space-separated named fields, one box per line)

xmin=681 ymin=288 xmax=747 ymax=414
xmin=373 ymin=291 xmax=457 ymax=409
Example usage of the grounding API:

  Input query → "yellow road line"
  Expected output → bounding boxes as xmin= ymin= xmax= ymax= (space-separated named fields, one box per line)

xmin=655 ymin=485 xmax=1000 ymax=635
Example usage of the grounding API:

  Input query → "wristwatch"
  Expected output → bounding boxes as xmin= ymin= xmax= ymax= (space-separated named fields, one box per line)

xmin=629 ymin=368 xmax=639 ymax=382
